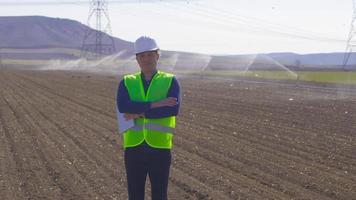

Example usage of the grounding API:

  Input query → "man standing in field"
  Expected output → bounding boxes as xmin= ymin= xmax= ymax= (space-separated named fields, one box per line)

xmin=116 ymin=36 xmax=180 ymax=200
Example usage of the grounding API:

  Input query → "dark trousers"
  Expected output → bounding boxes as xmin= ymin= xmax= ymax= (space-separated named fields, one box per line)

xmin=124 ymin=142 xmax=171 ymax=200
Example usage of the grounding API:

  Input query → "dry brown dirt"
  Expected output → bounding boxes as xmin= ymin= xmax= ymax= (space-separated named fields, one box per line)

xmin=0 ymin=69 xmax=355 ymax=200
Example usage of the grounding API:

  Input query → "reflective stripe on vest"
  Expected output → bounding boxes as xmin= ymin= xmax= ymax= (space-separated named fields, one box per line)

xmin=130 ymin=124 xmax=175 ymax=133
xmin=123 ymin=71 xmax=176 ymax=149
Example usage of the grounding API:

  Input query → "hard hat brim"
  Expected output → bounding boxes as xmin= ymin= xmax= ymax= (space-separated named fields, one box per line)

xmin=135 ymin=48 xmax=159 ymax=55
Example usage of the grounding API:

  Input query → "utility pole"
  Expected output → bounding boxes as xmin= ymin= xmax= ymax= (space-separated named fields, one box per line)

xmin=343 ymin=0 xmax=356 ymax=69
xmin=81 ymin=0 xmax=116 ymax=59
xmin=0 ymin=49 xmax=3 ymax=69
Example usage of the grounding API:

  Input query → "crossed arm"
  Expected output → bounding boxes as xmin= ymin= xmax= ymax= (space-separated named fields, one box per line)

xmin=123 ymin=97 xmax=177 ymax=120
xmin=116 ymin=77 xmax=180 ymax=121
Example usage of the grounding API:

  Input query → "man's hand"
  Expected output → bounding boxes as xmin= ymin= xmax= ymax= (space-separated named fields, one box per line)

xmin=124 ymin=113 xmax=144 ymax=121
xmin=151 ymin=97 xmax=178 ymax=109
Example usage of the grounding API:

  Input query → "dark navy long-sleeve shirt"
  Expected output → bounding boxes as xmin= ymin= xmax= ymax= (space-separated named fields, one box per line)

xmin=116 ymin=72 xmax=180 ymax=119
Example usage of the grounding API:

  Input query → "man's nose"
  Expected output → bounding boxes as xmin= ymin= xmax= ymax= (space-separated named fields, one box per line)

xmin=143 ymin=57 xmax=152 ymax=62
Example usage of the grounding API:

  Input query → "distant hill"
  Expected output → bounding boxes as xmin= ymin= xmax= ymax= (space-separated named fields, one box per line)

xmin=0 ymin=16 xmax=134 ymax=58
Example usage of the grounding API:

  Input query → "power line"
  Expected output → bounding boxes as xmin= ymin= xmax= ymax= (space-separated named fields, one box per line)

xmin=0 ymin=0 xmax=192 ymax=6
xmin=158 ymin=1 xmax=345 ymax=44
xmin=194 ymin=3 xmax=345 ymax=43
xmin=0 ymin=0 xmax=345 ymax=43
xmin=0 ymin=0 xmax=348 ymax=53
xmin=0 ymin=0 xmax=85 ymax=5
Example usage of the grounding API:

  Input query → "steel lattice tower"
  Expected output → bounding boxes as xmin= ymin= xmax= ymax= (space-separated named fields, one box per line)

xmin=343 ymin=0 xmax=356 ymax=68
xmin=0 ymin=49 xmax=3 ymax=68
xmin=81 ymin=0 xmax=116 ymax=59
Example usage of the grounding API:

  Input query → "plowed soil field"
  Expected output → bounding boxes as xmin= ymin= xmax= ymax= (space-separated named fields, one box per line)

xmin=0 ymin=69 xmax=355 ymax=200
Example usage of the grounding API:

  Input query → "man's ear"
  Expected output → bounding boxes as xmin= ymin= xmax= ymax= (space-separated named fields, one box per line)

xmin=156 ymin=52 xmax=160 ymax=60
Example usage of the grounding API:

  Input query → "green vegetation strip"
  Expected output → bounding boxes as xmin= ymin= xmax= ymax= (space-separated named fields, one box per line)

xmin=196 ymin=70 xmax=356 ymax=85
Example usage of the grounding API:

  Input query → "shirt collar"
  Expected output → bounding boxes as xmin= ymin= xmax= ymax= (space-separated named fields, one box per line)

xmin=141 ymin=70 xmax=158 ymax=81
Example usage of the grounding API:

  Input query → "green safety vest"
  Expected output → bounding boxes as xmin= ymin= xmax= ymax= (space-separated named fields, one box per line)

xmin=123 ymin=71 xmax=176 ymax=149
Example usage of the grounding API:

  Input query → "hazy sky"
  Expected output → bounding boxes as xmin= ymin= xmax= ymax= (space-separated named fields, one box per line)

xmin=0 ymin=0 xmax=353 ymax=54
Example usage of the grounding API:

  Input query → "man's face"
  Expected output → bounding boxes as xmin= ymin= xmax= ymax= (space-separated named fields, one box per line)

xmin=136 ymin=50 xmax=160 ymax=72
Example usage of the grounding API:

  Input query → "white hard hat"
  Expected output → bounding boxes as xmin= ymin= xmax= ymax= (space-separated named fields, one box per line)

xmin=134 ymin=36 xmax=159 ymax=54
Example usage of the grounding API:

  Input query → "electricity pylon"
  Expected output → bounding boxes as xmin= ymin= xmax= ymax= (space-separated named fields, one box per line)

xmin=81 ymin=0 xmax=116 ymax=59
xmin=343 ymin=0 xmax=356 ymax=69
xmin=0 ymin=49 xmax=3 ymax=69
